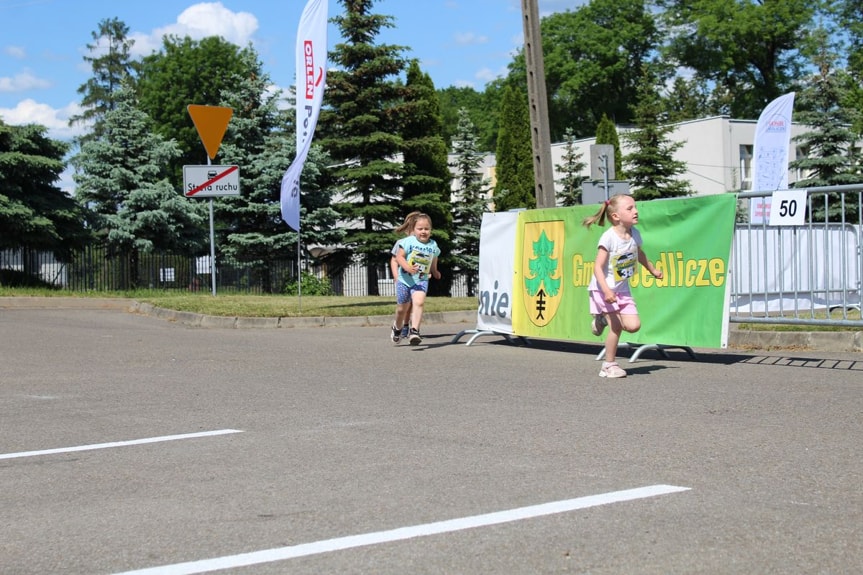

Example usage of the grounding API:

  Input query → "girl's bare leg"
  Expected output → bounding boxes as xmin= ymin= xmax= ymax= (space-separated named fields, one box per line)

xmin=410 ymin=291 xmax=426 ymax=331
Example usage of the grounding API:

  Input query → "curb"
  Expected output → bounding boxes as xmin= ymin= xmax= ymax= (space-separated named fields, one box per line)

xmin=728 ymin=325 xmax=862 ymax=352
xmin=3 ymin=297 xmax=860 ymax=352
xmin=128 ymin=301 xmax=475 ymax=330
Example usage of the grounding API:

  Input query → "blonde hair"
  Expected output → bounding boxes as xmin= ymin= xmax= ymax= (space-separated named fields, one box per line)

xmin=582 ymin=194 xmax=629 ymax=229
xmin=395 ymin=211 xmax=423 ymax=235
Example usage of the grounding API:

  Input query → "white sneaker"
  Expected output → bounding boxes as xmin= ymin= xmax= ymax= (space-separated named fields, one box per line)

xmin=591 ymin=314 xmax=607 ymax=336
xmin=599 ymin=361 xmax=627 ymax=378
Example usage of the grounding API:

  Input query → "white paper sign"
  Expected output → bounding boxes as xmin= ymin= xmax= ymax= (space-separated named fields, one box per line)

xmin=768 ymin=189 xmax=808 ymax=226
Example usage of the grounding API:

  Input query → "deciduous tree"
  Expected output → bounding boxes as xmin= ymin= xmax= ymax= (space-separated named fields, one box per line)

xmin=659 ymin=0 xmax=815 ymax=119
xmin=137 ymin=35 xmax=256 ymax=182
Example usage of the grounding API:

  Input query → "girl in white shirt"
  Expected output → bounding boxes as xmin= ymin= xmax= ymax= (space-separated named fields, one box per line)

xmin=583 ymin=194 xmax=663 ymax=378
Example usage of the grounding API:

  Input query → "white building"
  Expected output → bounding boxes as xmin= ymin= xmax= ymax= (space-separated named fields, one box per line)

xmin=548 ymin=115 xmax=812 ymax=198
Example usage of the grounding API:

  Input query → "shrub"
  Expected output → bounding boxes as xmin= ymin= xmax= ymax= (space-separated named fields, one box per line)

xmin=284 ymin=271 xmax=334 ymax=296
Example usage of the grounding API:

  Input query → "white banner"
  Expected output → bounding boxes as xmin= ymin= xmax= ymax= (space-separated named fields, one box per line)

xmin=476 ymin=212 xmax=517 ymax=334
xmin=281 ymin=0 xmax=328 ymax=231
xmin=750 ymin=92 xmax=795 ymax=224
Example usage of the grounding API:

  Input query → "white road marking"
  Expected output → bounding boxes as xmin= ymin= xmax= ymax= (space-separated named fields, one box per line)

xmin=115 ymin=484 xmax=690 ymax=575
xmin=0 ymin=429 xmax=243 ymax=460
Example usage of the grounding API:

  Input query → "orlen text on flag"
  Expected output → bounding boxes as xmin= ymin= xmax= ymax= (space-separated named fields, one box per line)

xmin=281 ymin=0 xmax=328 ymax=231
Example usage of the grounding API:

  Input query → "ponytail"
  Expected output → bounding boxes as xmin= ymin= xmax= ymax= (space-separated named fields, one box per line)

xmin=582 ymin=200 xmax=610 ymax=229
xmin=582 ymin=195 xmax=626 ymax=229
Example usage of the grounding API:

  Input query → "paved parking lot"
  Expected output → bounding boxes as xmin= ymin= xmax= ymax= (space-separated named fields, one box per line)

xmin=1 ymin=304 xmax=861 ymax=574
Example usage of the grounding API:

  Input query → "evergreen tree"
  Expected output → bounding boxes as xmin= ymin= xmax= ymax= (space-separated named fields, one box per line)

xmin=789 ymin=28 xmax=863 ymax=222
xmin=555 ymin=127 xmax=587 ymax=206
xmin=595 ymin=113 xmax=623 ymax=179
xmin=321 ymin=0 xmax=408 ymax=296
xmin=72 ymin=83 xmax=206 ymax=287
xmin=622 ymin=69 xmax=694 ymax=200
xmin=216 ymin=51 xmax=343 ymax=292
xmin=401 ymin=60 xmax=454 ymax=296
xmin=494 ymin=84 xmax=535 ymax=211
xmin=0 ymin=120 xmax=91 ymax=264
xmin=69 ymin=17 xmax=139 ymax=144
xmin=450 ymin=108 xmax=491 ymax=296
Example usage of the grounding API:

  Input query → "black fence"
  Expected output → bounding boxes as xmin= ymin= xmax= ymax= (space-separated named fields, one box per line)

xmin=0 ymin=247 xmax=476 ymax=297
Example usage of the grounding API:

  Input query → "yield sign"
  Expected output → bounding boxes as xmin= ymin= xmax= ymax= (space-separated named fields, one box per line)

xmin=187 ymin=104 xmax=233 ymax=160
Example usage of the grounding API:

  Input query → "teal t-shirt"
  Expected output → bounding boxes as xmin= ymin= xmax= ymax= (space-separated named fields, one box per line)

xmin=398 ymin=235 xmax=441 ymax=287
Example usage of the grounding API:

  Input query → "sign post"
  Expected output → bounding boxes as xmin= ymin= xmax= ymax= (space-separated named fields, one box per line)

xmin=186 ymin=105 xmax=233 ymax=296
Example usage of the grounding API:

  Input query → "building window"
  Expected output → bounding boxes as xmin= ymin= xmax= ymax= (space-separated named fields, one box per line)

xmin=739 ymin=144 xmax=753 ymax=190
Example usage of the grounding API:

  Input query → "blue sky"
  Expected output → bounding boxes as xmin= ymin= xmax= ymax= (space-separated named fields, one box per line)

xmin=1 ymin=0 xmax=586 ymax=142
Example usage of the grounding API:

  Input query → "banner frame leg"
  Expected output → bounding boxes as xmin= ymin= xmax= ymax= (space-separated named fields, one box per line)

xmin=451 ymin=329 xmax=530 ymax=347
xmin=595 ymin=342 xmax=697 ymax=363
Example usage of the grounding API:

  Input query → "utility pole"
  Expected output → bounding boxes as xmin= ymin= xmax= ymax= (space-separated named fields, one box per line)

xmin=521 ymin=0 xmax=556 ymax=208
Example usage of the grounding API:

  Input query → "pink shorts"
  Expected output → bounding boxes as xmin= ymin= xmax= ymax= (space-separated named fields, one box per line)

xmin=589 ymin=290 xmax=638 ymax=316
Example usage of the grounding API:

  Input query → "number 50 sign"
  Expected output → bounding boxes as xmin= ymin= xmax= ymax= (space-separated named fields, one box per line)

xmin=768 ymin=189 xmax=808 ymax=226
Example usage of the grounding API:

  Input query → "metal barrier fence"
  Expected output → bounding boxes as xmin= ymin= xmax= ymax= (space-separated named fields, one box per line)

xmin=731 ymin=185 xmax=863 ymax=327
xmin=0 ymin=247 xmax=475 ymax=298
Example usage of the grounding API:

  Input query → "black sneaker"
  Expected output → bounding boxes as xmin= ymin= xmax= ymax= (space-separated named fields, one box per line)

xmin=390 ymin=324 xmax=400 ymax=343
xmin=408 ymin=328 xmax=422 ymax=346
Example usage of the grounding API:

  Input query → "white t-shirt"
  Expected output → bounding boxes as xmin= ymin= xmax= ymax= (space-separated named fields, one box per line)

xmin=588 ymin=226 xmax=642 ymax=294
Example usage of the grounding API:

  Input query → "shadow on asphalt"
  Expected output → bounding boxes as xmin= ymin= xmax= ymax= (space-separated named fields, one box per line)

xmin=422 ymin=331 xmax=863 ymax=371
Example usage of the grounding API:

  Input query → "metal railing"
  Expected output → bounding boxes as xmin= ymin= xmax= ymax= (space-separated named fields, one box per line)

xmin=0 ymin=247 xmax=475 ymax=298
xmin=731 ymin=185 xmax=863 ymax=327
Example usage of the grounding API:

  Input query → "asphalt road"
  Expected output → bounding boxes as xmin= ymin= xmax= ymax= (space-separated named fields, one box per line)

xmin=1 ymin=305 xmax=861 ymax=574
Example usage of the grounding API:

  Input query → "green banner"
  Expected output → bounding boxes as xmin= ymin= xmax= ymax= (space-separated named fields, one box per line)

xmin=512 ymin=194 xmax=737 ymax=348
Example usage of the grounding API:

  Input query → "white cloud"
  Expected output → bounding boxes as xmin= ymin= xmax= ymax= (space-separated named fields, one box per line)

xmin=0 ymin=70 xmax=51 ymax=93
xmin=4 ymin=45 xmax=26 ymax=59
xmin=134 ymin=1 xmax=258 ymax=56
xmin=0 ymin=98 xmax=88 ymax=141
xmin=475 ymin=66 xmax=505 ymax=83
xmin=454 ymin=32 xmax=489 ymax=46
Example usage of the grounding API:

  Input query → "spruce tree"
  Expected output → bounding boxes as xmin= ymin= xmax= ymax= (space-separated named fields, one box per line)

xmin=321 ymin=0 xmax=408 ymax=295
xmin=450 ymin=108 xmax=491 ymax=296
xmin=494 ymin=84 xmax=535 ymax=211
xmin=69 ymin=17 xmax=139 ymax=144
xmin=789 ymin=28 xmax=862 ymax=222
xmin=555 ymin=127 xmax=587 ymax=206
xmin=622 ymin=69 xmax=694 ymax=200
xmin=401 ymin=60 xmax=454 ymax=296
xmin=215 ymin=51 xmax=342 ymax=292
xmin=0 ymin=120 xmax=91 ymax=263
xmin=72 ymin=83 xmax=207 ymax=287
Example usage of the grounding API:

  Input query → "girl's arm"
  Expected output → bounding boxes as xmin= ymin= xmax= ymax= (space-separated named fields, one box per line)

xmin=638 ymin=247 xmax=662 ymax=279
xmin=430 ymin=255 xmax=441 ymax=280
xmin=395 ymin=247 xmax=416 ymax=274
xmin=593 ymin=247 xmax=616 ymax=302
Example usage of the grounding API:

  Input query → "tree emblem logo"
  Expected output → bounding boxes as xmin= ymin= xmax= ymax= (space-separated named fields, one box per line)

xmin=521 ymin=221 xmax=565 ymax=327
